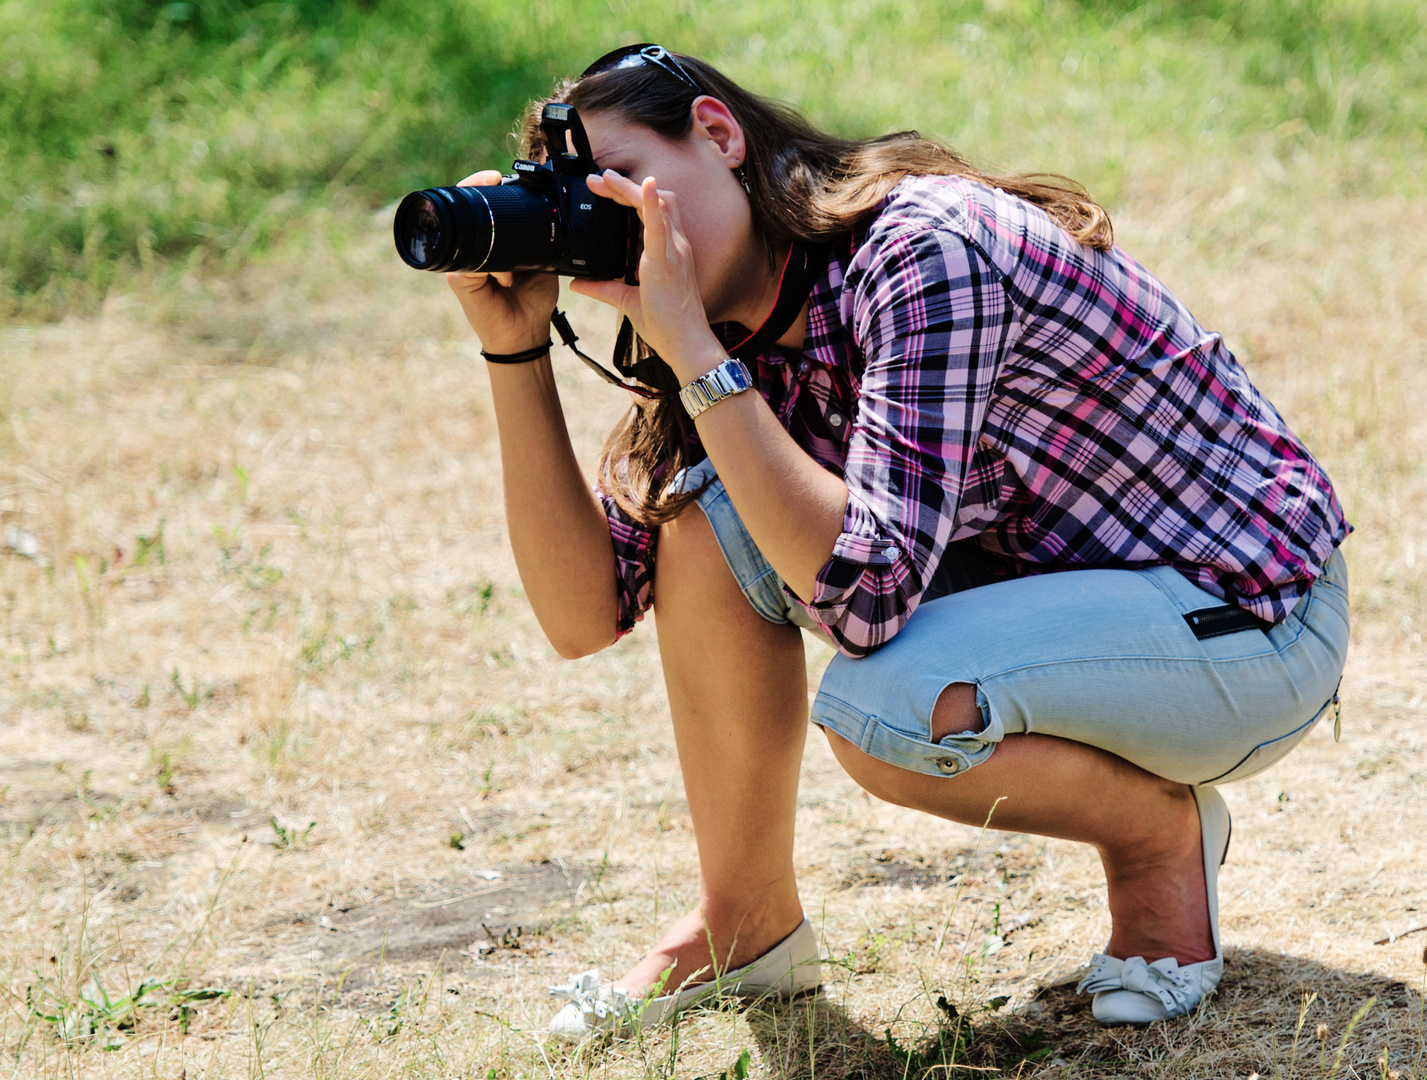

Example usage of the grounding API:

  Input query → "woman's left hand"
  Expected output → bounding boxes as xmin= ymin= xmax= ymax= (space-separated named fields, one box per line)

xmin=570 ymin=171 xmax=726 ymax=382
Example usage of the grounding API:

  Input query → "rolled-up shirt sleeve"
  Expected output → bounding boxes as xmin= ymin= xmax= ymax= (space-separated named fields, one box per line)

xmin=596 ymin=491 xmax=658 ymax=639
xmin=799 ymin=226 xmax=1015 ymax=657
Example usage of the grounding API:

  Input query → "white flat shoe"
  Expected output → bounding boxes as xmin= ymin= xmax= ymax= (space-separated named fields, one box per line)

xmin=1078 ymin=785 xmax=1232 ymax=1025
xmin=547 ymin=917 xmax=821 ymax=1041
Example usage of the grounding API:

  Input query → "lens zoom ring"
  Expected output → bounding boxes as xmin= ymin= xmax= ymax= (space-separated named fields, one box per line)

xmin=480 ymin=187 xmax=555 ymax=272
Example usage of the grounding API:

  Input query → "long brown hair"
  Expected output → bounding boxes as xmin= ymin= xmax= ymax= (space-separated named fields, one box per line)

xmin=522 ymin=52 xmax=1113 ymax=527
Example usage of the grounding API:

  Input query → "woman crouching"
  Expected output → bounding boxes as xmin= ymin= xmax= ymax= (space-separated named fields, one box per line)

xmin=442 ymin=45 xmax=1350 ymax=1039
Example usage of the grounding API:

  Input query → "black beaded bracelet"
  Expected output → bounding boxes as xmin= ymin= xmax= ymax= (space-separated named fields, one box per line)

xmin=481 ymin=341 xmax=553 ymax=364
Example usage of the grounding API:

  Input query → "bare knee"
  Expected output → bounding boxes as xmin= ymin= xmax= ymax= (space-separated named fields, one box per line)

xmin=820 ymin=727 xmax=924 ymax=808
xmin=654 ymin=503 xmax=748 ymax=620
xmin=656 ymin=503 xmax=723 ymax=584
xmin=654 ymin=502 xmax=803 ymax=661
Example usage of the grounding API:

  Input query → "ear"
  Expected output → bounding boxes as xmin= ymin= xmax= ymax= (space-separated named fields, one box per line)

xmin=689 ymin=96 xmax=747 ymax=168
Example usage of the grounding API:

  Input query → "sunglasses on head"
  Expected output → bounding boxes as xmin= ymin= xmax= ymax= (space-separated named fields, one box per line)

xmin=581 ymin=43 xmax=706 ymax=96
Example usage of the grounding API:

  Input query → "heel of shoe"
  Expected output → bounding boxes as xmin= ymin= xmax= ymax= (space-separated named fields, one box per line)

xmin=1191 ymin=785 xmax=1231 ymax=958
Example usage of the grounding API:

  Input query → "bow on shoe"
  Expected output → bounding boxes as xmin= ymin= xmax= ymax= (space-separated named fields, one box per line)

xmin=547 ymin=970 xmax=634 ymax=1023
xmin=1076 ymin=954 xmax=1195 ymax=1017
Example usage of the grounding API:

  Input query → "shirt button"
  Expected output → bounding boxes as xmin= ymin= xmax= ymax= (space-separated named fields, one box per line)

xmin=884 ymin=545 xmax=900 ymax=560
xmin=936 ymin=756 xmax=963 ymax=775
xmin=828 ymin=412 xmax=844 ymax=428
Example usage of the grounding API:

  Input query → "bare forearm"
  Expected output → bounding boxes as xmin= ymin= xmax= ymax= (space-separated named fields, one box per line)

xmin=486 ymin=357 xmax=618 ymax=657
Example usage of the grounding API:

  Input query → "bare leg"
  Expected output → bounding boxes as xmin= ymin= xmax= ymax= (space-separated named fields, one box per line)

xmin=619 ymin=508 xmax=1210 ymax=993
xmin=822 ymin=684 xmax=1213 ymax=964
xmin=614 ymin=506 xmax=809 ymax=992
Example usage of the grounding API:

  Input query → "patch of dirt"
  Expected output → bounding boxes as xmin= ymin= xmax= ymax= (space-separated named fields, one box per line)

xmin=287 ymin=860 xmax=591 ymax=972
xmin=837 ymin=841 xmax=1043 ymax=891
xmin=449 ymin=806 xmax=514 ymax=840
xmin=0 ymin=780 xmax=256 ymax=836
xmin=985 ymin=948 xmax=1427 ymax=1077
xmin=141 ymin=794 xmax=254 ymax=823
xmin=0 ymin=775 xmax=118 ymax=836
xmin=840 ymin=850 xmax=962 ymax=890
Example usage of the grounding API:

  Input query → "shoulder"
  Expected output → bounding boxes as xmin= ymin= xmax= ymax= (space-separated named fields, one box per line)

xmin=853 ymin=176 xmax=976 ymax=261
xmin=858 ymin=175 xmax=1043 ymax=252
xmin=845 ymin=175 xmax=1050 ymax=292
xmin=839 ymin=176 xmax=1013 ymax=319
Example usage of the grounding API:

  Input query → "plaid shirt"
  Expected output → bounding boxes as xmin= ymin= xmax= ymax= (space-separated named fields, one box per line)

xmin=599 ymin=175 xmax=1350 ymax=658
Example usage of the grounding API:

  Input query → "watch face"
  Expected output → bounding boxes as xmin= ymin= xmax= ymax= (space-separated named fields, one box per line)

xmin=681 ymin=359 xmax=753 ymax=418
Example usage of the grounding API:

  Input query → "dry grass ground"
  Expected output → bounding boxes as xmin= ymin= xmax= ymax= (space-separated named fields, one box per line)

xmin=2 ymin=161 xmax=1425 ymax=1078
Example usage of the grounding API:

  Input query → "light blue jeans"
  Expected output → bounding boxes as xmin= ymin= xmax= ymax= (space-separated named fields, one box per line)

xmin=676 ymin=457 xmax=1350 ymax=785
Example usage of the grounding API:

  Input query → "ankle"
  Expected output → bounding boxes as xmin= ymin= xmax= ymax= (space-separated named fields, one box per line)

xmin=611 ymin=893 xmax=804 ymax=994
xmin=1100 ymin=786 xmax=1214 ymax=965
xmin=697 ymin=888 xmax=804 ymax=955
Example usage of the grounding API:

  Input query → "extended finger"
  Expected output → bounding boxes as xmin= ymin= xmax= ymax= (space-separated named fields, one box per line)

xmin=588 ymin=170 xmax=644 ymax=207
xmin=569 ymin=277 xmax=638 ymax=314
xmin=640 ymin=177 xmax=669 ymax=255
xmin=457 ymin=170 xmax=505 ymax=187
xmin=449 ymin=271 xmax=513 ymax=289
xmin=655 ymin=187 xmax=684 ymax=233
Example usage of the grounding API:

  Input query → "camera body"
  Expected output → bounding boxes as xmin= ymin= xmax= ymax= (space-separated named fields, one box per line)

xmin=393 ymin=104 xmax=639 ymax=282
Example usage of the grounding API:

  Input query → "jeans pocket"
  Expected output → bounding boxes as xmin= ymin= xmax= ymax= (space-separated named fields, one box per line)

xmin=1201 ymin=698 xmax=1331 ymax=785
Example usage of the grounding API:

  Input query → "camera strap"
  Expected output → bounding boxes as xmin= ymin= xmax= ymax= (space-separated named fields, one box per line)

xmin=723 ymin=240 xmax=830 ymax=359
xmin=557 ymin=239 xmax=831 ymax=399
xmin=551 ymin=309 xmax=674 ymax=399
xmin=610 ymin=316 xmax=682 ymax=395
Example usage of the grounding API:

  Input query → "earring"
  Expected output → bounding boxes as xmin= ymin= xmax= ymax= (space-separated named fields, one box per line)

xmin=733 ymin=163 xmax=773 ymax=272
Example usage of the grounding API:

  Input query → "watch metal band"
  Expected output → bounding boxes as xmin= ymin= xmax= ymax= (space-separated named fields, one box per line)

xmin=678 ymin=358 xmax=753 ymax=418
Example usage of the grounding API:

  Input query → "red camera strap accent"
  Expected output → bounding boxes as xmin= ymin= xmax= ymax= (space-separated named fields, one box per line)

xmin=725 ymin=241 xmax=829 ymax=358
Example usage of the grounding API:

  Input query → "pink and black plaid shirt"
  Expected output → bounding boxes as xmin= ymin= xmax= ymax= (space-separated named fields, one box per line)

xmin=599 ymin=175 xmax=1350 ymax=658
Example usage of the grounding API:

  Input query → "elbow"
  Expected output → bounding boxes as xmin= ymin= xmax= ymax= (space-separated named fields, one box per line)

xmin=828 ymin=627 xmax=880 ymax=660
xmin=547 ymin=626 xmax=618 ymax=660
xmin=821 ymin=607 xmax=912 ymax=660
xmin=527 ymin=589 xmax=620 ymax=659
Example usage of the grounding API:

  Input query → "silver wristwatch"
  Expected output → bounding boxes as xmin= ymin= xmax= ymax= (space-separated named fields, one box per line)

xmin=678 ymin=358 xmax=753 ymax=419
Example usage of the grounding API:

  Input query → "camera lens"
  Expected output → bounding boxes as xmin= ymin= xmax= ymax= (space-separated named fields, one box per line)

xmin=393 ymin=184 xmax=558 ymax=273
xmin=398 ymin=195 xmax=444 ymax=267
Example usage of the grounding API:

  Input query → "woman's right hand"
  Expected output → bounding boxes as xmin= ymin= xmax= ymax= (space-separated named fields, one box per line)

xmin=445 ymin=171 xmax=560 ymax=354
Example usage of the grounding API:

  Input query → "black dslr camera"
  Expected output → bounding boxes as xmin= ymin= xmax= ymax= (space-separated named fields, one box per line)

xmin=393 ymin=103 xmax=638 ymax=282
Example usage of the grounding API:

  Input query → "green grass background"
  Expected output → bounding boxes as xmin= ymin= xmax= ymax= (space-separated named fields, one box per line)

xmin=1 ymin=0 xmax=1423 ymax=318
